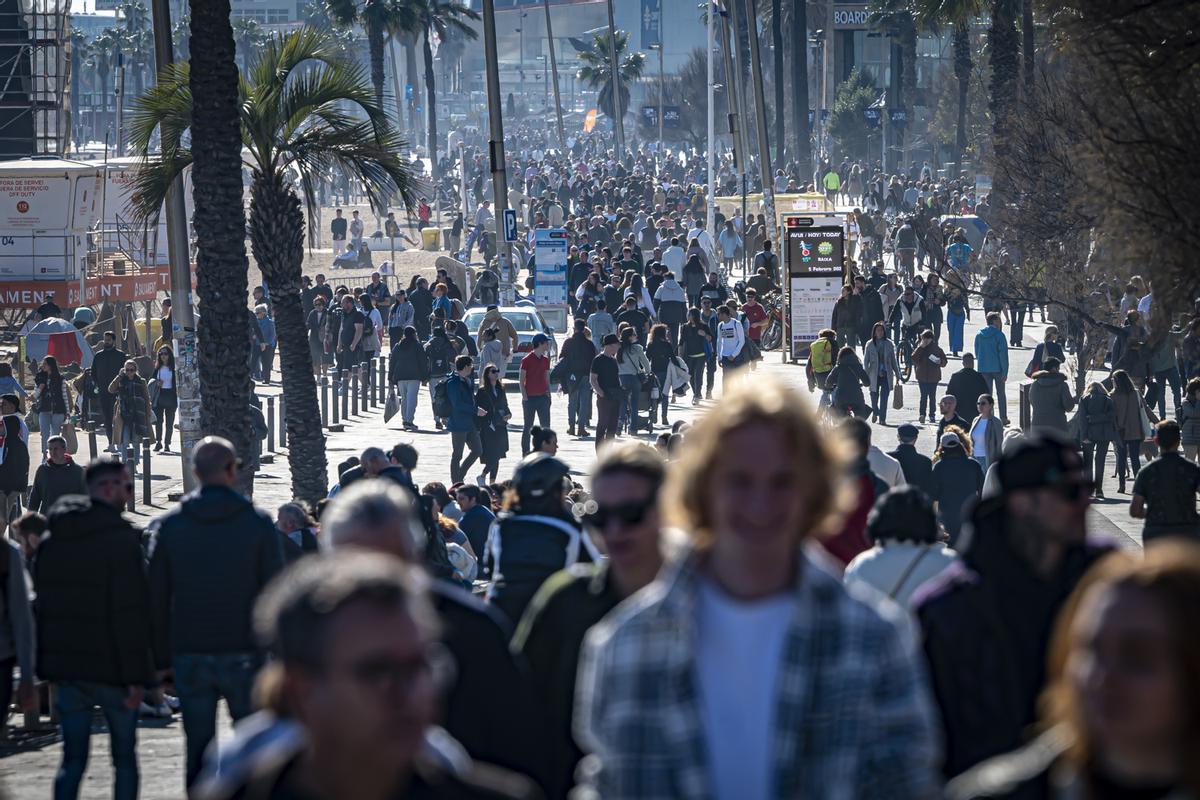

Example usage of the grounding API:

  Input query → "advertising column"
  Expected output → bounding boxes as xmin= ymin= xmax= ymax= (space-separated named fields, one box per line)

xmin=533 ymin=228 xmax=570 ymax=332
xmin=784 ymin=216 xmax=846 ymax=360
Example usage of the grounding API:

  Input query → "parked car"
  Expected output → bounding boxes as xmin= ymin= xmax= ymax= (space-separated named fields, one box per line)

xmin=460 ymin=307 xmax=558 ymax=383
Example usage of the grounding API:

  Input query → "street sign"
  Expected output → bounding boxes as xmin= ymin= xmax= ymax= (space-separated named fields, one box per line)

xmin=640 ymin=106 xmax=682 ymax=128
xmin=502 ymin=208 xmax=518 ymax=243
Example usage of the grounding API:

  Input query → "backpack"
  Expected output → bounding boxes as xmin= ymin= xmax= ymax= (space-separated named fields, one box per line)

xmin=432 ymin=377 xmax=453 ymax=419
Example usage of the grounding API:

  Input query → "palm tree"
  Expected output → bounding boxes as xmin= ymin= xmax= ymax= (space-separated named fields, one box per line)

xmin=791 ymin=0 xmax=810 ymax=175
xmin=178 ymin=0 xmax=257 ymax=490
xmin=989 ymin=0 xmax=1019 ymax=201
xmin=326 ymin=0 xmax=415 ymax=106
xmin=68 ymin=29 xmax=89 ymax=148
xmin=232 ymin=17 xmax=270 ymax=73
xmin=89 ymin=29 xmax=121 ymax=143
xmin=130 ymin=28 xmax=418 ymax=502
xmin=576 ymin=30 xmax=645 ymax=129
xmin=406 ymin=0 xmax=478 ymax=184
xmin=913 ymin=0 xmax=981 ymax=166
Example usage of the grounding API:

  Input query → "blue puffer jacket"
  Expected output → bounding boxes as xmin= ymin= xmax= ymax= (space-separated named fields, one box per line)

xmin=445 ymin=373 xmax=478 ymax=433
xmin=974 ymin=325 xmax=1009 ymax=375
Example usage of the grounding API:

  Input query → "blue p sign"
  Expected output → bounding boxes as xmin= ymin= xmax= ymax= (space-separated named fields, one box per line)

xmin=503 ymin=208 xmax=519 ymax=242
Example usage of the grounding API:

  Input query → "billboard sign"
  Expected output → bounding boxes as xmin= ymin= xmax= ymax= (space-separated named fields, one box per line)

xmin=533 ymin=228 xmax=569 ymax=306
xmin=784 ymin=223 xmax=845 ymax=276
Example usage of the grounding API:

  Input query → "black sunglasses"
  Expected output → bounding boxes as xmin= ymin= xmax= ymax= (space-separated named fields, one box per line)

xmin=583 ymin=498 xmax=655 ymax=529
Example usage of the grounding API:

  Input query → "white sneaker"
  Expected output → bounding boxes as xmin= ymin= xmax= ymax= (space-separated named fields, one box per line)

xmin=138 ymin=701 xmax=172 ymax=718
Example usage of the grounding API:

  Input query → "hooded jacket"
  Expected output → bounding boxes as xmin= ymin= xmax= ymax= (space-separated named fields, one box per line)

xmin=147 ymin=485 xmax=285 ymax=666
xmin=914 ymin=498 xmax=1112 ymax=780
xmin=974 ymin=325 xmax=1009 ymax=375
xmin=653 ymin=278 xmax=688 ymax=325
xmin=35 ymin=495 xmax=154 ymax=686
xmin=1027 ymin=371 xmax=1075 ymax=433
xmin=947 ymin=367 xmax=990 ymax=426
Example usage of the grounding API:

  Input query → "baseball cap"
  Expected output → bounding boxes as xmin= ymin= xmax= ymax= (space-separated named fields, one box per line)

xmin=995 ymin=431 xmax=1085 ymax=493
xmin=940 ymin=432 xmax=961 ymax=448
xmin=897 ymin=423 xmax=919 ymax=439
xmin=531 ymin=333 xmax=549 ymax=347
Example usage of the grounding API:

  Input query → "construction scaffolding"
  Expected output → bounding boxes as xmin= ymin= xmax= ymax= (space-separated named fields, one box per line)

xmin=0 ymin=0 xmax=68 ymax=158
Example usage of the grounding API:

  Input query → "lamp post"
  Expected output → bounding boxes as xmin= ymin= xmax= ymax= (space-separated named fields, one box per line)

xmin=481 ymin=0 xmax=514 ymax=301
xmin=541 ymin=0 xmax=566 ymax=150
xmin=605 ymin=0 xmax=624 ymax=155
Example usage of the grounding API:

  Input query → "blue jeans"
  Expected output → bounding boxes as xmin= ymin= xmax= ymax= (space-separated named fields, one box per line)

xmin=567 ymin=381 xmax=592 ymax=429
xmin=947 ymin=309 xmax=965 ymax=353
xmin=870 ymin=380 xmax=892 ymax=423
xmin=38 ymin=412 xmax=66 ymax=455
xmin=619 ymin=373 xmax=642 ymax=432
xmin=174 ymin=652 xmax=261 ymax=787
xmin=520 ymin=394 xmax=551 ymax=455
xmin=54 ymin=681 xmax=139 ymax=800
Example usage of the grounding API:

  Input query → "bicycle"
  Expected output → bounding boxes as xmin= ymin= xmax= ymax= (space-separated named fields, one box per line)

xmin=898 ymin=323 xmax=926 ymax=383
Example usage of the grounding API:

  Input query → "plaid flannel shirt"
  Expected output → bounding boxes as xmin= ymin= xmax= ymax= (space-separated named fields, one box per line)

xmin=574 ymin=544 xmax=942 ymax=800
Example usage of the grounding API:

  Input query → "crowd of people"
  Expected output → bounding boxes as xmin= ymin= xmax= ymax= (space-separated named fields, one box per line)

xmin=2 ymin=133 xmax=1200 ymax=800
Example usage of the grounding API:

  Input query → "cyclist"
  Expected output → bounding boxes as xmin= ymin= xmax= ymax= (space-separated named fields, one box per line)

xmin=892 ymin=216 xmax=918 ymax=280
xmin=889 ymin=286 xmax=928 ymax=376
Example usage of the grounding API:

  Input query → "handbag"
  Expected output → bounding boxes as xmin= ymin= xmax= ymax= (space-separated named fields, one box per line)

xmin=383 ymin=387 xmax=400 ymax=423
xmin=892 ymin=380 xmax=904 ymax=410
xmin=1139 ymin=401 xmax=1156 ymax=440
xmin=61 ymin=419 xmax=78 ymax=454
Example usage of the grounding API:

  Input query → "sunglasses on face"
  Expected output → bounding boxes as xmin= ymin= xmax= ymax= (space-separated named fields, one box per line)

xmin=583 ymin=498 xmax=656 ymax=529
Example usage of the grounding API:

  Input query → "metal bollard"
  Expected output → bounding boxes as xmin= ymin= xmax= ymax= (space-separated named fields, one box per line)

xmin=88 ymin=427 xmax=97 ymax=460
xmin=124 ymin=443 xmax=136 ymax=512
xmin=142 ymin=439 xmax=152 ymax=506
xmin=340 ymin=370 xmax=349 ymax=420
xmin=266 ymin=395 xmax=276 ymax=453
xmin=378 ymin=357 xmax=387 ymax=402
xmin=370 ymin=359 xmax=378 ymax=407
xmin=332 ymin=373 xmax=341 ymax=426
xmin=351 ymin=368 xmax=359 ymax=416
xmin=321 ymin=375 xmax=329 ymax=428
xmin=278 ymin=395 xmax=287 ymax=449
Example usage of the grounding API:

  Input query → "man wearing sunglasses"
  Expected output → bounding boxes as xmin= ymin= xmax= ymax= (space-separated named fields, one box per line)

xmin=512 ymin=442 xmax=665 ymax=800
xmin=915 ymin=431 xmax=1113 ymax=782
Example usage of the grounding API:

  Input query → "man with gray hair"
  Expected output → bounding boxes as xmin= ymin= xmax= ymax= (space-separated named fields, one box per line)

xmin=191 ymin=551 xmax=539 ymax=799
xmin=332 ymin=446 xmax=389 ymax=493
xmin=148 ymin=436 xmax=285 ymax=789
xmin=322 ymin=480 xmax=547 ymax=792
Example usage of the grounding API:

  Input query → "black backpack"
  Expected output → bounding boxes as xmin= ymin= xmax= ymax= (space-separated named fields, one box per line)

xmin=432 ymin=377 xmax=453 ymax=419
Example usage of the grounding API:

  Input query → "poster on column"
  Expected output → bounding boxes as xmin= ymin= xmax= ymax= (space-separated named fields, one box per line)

xmin=534 ymin=228 xmax=569 ymax=306
xmin=790 ymin=276 xmax=842 ymax=353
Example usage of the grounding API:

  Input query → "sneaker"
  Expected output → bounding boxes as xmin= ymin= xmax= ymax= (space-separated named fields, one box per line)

xmin=435 ymin=420 xmax=444 ymax=430
xmin=163 ymin=694 xmax=181 ymax=712
xmin=692 ymin=397 xmax=700 ymax=406
xmin=577 ymin=428 xmax=590 ymax=438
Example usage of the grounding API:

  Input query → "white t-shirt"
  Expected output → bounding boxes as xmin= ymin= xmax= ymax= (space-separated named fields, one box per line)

xmin=156 ymin=365 xmax=173 ymax=391
xmin=970 ymin=421 xmax=988 ymax=460
xmin=695 ymin=579 xmax=795 ymax=800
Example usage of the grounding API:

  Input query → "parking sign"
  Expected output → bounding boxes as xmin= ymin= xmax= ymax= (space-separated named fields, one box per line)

xmin=502 ymin=208 xmax=518 ymax=242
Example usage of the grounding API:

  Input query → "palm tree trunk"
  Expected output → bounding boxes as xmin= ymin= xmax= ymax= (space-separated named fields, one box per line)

xmin=248 ymin=173 xmax=328 ymax=502
xmin=789 ymin=0 xmax=809 ymax=176
xmin=368 ymin=19 xmax=386 ymax=107
xmin=989 ymin=0 xmax=1019 ymax=204
xmin=953 ymin=22 xmax=971 ymax=167
xmin=423 ymin=32 xmax=439 ymax=184
xmin=1021 ymin=0 xmax=1034 ymax=97
xmin=405 ymin=37 xmax=420 ymax=138
xmin=189 ymin=0 xmax=256 ymax=493
xmin=771 ymin=0 xmax=783 ymax=165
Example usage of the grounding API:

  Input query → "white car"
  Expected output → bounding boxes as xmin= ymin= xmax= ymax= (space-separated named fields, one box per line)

xmin=460 ymin=306 xmax=559 ymax=383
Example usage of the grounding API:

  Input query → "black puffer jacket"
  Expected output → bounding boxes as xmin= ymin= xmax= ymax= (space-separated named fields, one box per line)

xmin=147 ymin=485 xmax=284 ymax=667
xmin=914 ymin=498 xmax=1112 ymax=780
xmin=35 ymin=496 xmax=154 ymax=686
xmin=485 ymin=510 xmax=596 ymax=629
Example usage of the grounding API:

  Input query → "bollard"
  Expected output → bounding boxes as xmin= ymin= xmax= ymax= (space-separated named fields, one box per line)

xmin=278 ymin=395 xmax=287 ymax=449
xmin=321 ymin=375 xmax=329 ymax=428
xmin=378 ymin=357 xmax=387 ymax=403
xmin=368 ymin=359 xmax=377 ymax=408
xmin=340 ymin=370 xmax=349 ymax=420
xmin=88 ymin=427 xmax=97 ymax=460
xmin=124 ymin=443 xmax=136 ymax=512
xmin=332 ymin=373 xmax=341 ymax=426
xmin=351 ymin=368 xmax=359 ymax=416
xmin=266 ymin=395 xmax=276 ymax=453
xmin=142 ymin=439 xmax=152 ymax=506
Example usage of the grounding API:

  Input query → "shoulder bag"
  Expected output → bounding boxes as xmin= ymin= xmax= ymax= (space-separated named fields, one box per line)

xmin=888 ymin=545 xmax=933 ymax=599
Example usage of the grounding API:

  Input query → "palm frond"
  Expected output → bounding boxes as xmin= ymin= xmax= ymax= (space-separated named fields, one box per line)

xmin=127 ymin=61 xmax=194 ymax=221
